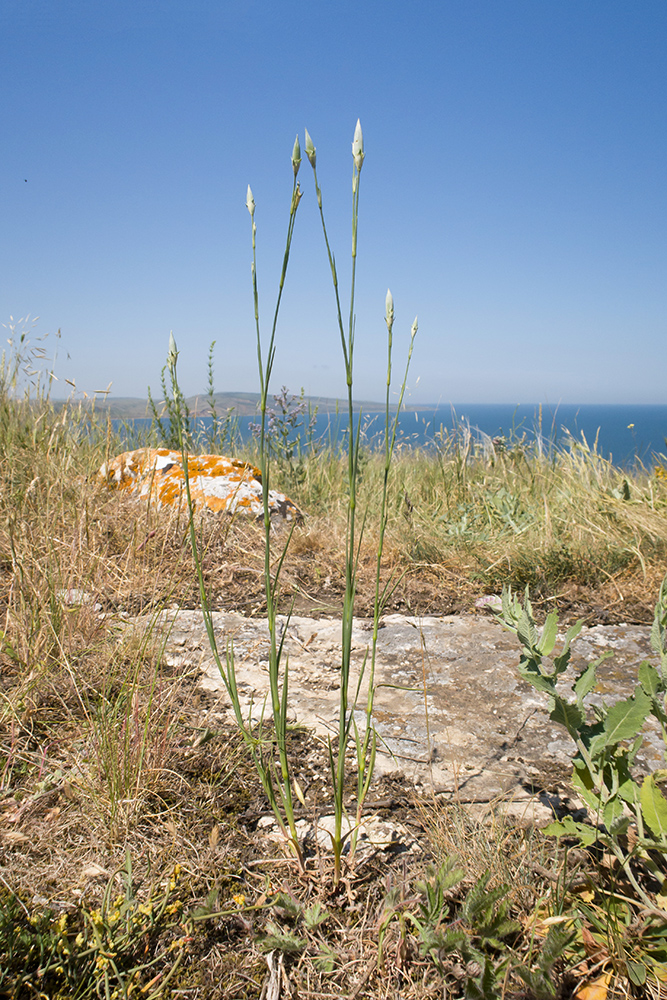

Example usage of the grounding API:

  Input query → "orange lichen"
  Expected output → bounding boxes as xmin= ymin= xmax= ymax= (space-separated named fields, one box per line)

xmin=99 ymin=449 xmax=301 ymax=520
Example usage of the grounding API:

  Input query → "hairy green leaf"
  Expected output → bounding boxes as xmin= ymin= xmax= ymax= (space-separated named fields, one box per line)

xmin=640 ymin=773 xmax=667 ymax=842
xmin=589 ymin=689 xmax=651 ymax=755
xmin=603 ymin=798 xmax=627 ymax=834
xmin=639 ymin=661 xmax=663 ymax=698
xmin=549 ymin=696 xmax=584 ymax=736
xmin=517 ymin=608 xmax=538 ymax=651
xmin=542 ymin=815 xmax=598 ymax=846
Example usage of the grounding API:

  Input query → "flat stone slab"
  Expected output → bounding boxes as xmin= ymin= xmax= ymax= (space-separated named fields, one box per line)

xmin=157 ymin=610 xmax=660 ymax=821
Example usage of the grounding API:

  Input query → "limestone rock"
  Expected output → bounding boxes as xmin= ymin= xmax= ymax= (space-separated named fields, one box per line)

xmin=148 ymin=609 xmax=660 ymax=824
xmin=99 ymin=448 xmax=301 ymax=519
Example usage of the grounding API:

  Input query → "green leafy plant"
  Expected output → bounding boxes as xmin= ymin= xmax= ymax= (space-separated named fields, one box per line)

xmin=148 ymin=337 xmax=239 ymax=453
xmin=249 ymin=385 xmax=318 ymax=488
xmin=377 ymin=860 xmax=521 ymax=998
xmin=147 ymin=351 xmax=194 ymax=450
xmin=0 ymin=853 xmax=187 ymax=999
xmin=495 ymin=575 xmax=667 ymax=912
xmin=200 ymin=339 xmax=240 ymax=453
xmin=254 ymin=892 xmax=329 ymax=956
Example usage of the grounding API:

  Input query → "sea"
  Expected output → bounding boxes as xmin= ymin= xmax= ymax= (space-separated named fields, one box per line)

xmin=117 ymin=403 xmax=667 ymax=471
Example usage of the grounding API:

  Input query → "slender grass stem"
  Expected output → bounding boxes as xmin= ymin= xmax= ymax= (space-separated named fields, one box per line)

xmin=307 ymin=123 xmax=416 ymax=883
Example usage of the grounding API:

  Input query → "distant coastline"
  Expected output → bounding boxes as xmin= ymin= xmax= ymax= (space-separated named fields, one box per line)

xmin=76 ymin=395 xmax=667 ymax=469
xmin=58 ymin=392 xmax=667 ymax=423
xmin=71 ymin=391 xmax=393 ymax=420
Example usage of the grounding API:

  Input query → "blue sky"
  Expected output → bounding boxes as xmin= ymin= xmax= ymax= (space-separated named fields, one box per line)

xmin=2 ymin=1 xmax=666 ymax=405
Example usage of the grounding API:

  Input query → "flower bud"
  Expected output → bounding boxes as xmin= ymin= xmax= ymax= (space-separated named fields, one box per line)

xmin=385 ymin=289 xmax=394 ymax=331
xmin=352 ymin=119 xmax=364 ymax=171
xmin=246 ymin=185 xmax=255 ymax=215
xmin=167 ymin=331 xmax=178 ymax=371
xmin=304 ymin=128 xmax=316 ymax=167
xmin=411 ymin=316 xmax=418 ymax=339
xmin=291 ymin=134 xmax=301 ymax=177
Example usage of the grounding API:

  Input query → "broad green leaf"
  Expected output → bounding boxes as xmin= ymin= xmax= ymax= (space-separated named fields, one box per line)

xmin=640 ymin=774 xmax=667 ymax=842
xmin=650 ymin=573 xmax=667 ymax=663
xmin=574 ymin=661 xmax=598 ymax=709
xmin=549 ymin=696 xmax=584 ymax=737
xmin=627 ymin=960 xmax=647 ymax=986
xmin=542 ymin=815 xmax=598 ymax=846
xmin=650 ymin=611 xmax=666 ymax=663
xmin=617 ymin=766 xmax=640 ymax=805
xmin=590 ymin=689 xmax=651 ymax=754
xmin=602 ymin=797 xmax=626 ymax=833
xmin=639 ymin=661 xmax=663 ymax=698
xmin=537 ymin=611 xmax=559 ymax=656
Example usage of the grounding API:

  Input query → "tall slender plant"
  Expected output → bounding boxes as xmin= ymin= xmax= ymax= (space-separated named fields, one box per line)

xmin=304 ymin=123 xmax=417 ymax=880
xmin=163 ymin=136 xmax=305 ymax=868
xmin=164 ymin=125 xmax=416 ymax=885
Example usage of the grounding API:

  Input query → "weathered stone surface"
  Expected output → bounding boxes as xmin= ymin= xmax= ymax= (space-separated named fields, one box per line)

xmin=154 ymin=610 xmax=661 ymax=823
xmin=99 ymin=448 xmax=300 ymax=519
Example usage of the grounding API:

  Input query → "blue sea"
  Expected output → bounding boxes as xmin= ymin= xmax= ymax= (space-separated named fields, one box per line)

xmin=119 ymin=403 xmax=667 ymax=470
xmin=398 ymin=403 xmax=667 ymax=469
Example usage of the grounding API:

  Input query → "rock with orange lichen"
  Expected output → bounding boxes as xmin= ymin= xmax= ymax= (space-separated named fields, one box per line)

xmin=99 ymin=448 xmax=301 ymax=520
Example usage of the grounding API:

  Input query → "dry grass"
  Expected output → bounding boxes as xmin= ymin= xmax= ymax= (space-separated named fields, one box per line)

xmin=1 ymin=394 xmax=666 ymax=997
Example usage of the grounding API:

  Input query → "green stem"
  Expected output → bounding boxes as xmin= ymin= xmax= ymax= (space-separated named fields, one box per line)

xmin=354 ymin=324 xmax=416 ymax=833
xmin=251 ymin=176 xmax=303 ymax=860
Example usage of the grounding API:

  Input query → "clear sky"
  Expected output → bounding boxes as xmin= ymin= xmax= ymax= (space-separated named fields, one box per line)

xmin=2 ymin=1 xmax=666 ymax=405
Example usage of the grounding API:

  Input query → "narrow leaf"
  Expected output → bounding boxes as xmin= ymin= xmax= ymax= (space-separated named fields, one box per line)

xmin=516 ymin=608 xmax=538 ymax=651
xmin=537 ymin=611 xmax=559 ymax=656
xmin=574 ymin=661 xmax=598 ymax=709
xmin=553 ymin=619 xmax=584 ymax=673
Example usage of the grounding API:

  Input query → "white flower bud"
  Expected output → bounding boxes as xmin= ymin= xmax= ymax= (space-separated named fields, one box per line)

xmin=385 ymin=289 xmax=394 ymax=330
xmin=411 ymin=316 xmax=418 ymax=339
xmin=246 ymin=185 xmax=255 ymax=215
xmin=352 ymin=119 xmax=364 ymax=171
xmin=167 ymin=331 xmax=178 ymax=371
xmin=304 ymin=128 xmax=316 ymax=167
xmin=291 ymin=134 xmax=301 ymax=176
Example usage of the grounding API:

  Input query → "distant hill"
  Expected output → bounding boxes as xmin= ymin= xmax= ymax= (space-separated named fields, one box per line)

xmin=78 ymin=391 xmax=404 ymax=419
